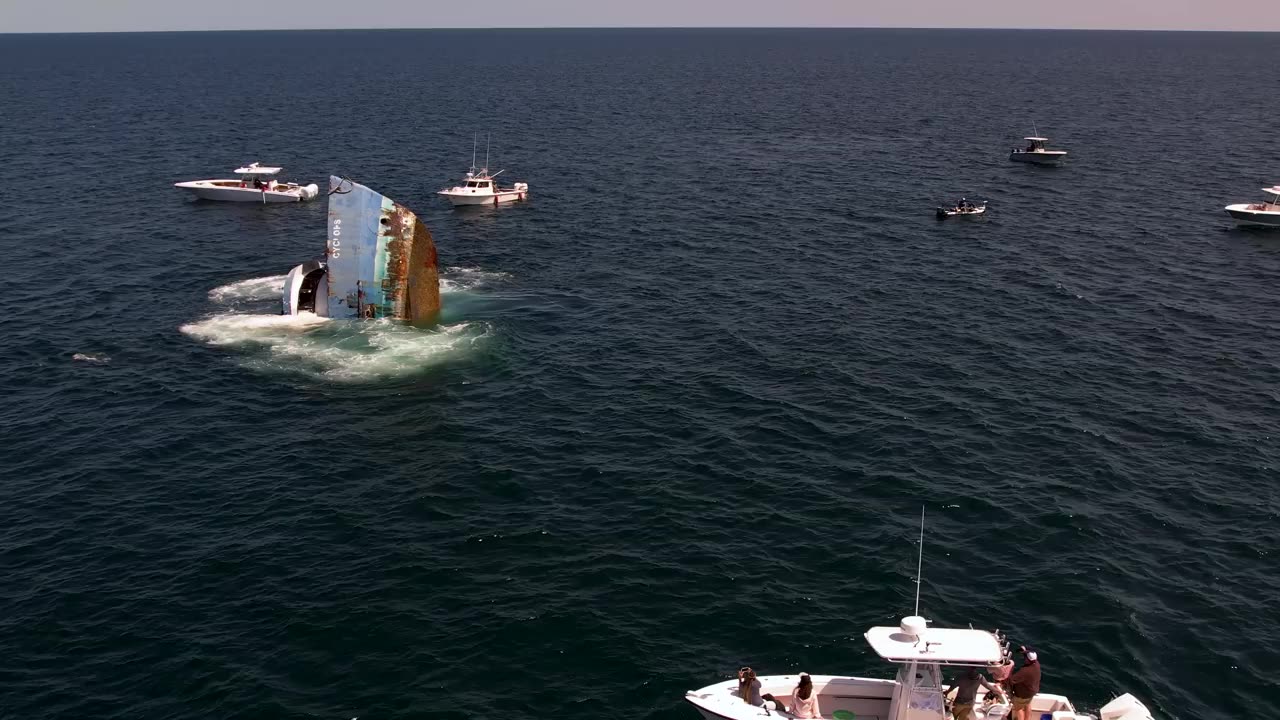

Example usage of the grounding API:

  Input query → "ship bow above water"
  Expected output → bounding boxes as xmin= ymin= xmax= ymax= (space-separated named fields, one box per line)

xmin=283 ymin=176 xmax=440 ymax=322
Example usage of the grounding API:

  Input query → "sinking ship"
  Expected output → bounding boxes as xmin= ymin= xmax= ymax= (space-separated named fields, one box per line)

xmin=282 ymin=176 xmax=440 ymax=322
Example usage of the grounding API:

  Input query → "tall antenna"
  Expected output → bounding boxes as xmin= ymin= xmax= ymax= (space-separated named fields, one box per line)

xmin=484 ymin=132 xmax=491 ymax=171
xmin=471 ymin=133 xmax=477 ymax=171
xmin=914 ymin=506 xmax=925 ymax=616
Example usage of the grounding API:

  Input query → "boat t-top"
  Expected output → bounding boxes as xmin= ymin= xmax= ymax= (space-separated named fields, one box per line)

xmin=174 ymin=163 xmax=320 ymax=203
xmin=437 ymin=134 xmax=529 ymax=207
xmin=685 ymin=512 xmax=1156 ymax=720
xmin=1224 ymin=186 xmax=1280 ymax=227
xmin=937 ymin=198 xmax=988 ymax=219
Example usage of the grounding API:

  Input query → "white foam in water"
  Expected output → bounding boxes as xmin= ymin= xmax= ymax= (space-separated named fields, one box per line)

xmin=208 ymin=275 xmax=288 ymax=303
xmin=186 ymin=272 xmax=495 ymax=381
xmin=180 ymin=311 xmax=332 ymax=344
xmin=180 ymin=312 xmax=488 ymax=381
xmin=441 ymin=266 xmax=511 ymax=293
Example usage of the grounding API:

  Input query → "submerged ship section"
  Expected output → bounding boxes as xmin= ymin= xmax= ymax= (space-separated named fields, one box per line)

xmin=283 ymin=176 xmax=440 ymax=322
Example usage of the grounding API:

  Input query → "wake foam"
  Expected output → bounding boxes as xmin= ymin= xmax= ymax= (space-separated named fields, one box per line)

xmin=180 ymin=311 xmax=331 ymax=344
xmin=208 ymin=275 xmax=288 ymax=303
xmin=180 ymin=312 xmax=488 ymax=381
xmin=440 ymin=266 xmax=512 ymax=293
xmin=187 ymin=269 xmax=504 ymax=381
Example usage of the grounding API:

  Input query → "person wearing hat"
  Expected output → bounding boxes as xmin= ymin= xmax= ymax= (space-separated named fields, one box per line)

xmin=791 ymin=673 xmax=821 ymax=719
xmin=949 ymin=667 xmax=1005 ymax=720
xmin=1007 ymin=647 xmax=1042 ymax=720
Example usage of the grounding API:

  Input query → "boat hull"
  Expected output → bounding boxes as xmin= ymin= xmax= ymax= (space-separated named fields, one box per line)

xmin=174 ymin=180 xmax=319 ymax=203
xmin=1225 ymin=204 xmax=1280 ymax=227
xmin=937 ymin=206 xmax=987 ymax=219
xmin=686 ymin=675 xmax=896 ymax=720
xmin=322 ymin=176 xmax=440 ymax=322
xmin=438 ymin=190 xmax=528 ymax=207
xmin=686 ymin=675 xmax=1080 ymax=720
xmin=1009 ymin=151 xmax=1066 ymax=165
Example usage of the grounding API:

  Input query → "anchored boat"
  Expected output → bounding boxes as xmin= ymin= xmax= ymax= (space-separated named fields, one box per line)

xmin=684 ymin=618 xmax=1154 ymax=720
xmin=1009 ymin=136 xmax=1067 ymax=165
xmin=1224 ymin=186 xmax=1280 ymax=228
xmin=282 ymin=176 xmax=439 ymax=322
xmin=936 ymin=199 xmax=988 ymax=219
xmin=437 ymin=134 xmax=529 ymax=207
xmin=174 ymin=163 xmax=319 ymax=202
xmin=685 ymin=512 xmax=1155 ymax=720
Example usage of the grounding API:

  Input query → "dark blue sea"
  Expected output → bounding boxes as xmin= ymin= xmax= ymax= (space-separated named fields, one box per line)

xmin=1 ymin=28 xmax=1277 ymax=720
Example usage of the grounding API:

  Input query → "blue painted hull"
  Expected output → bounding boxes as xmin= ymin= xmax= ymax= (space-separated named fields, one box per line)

xmin=321 ymin=176 xmax=440 ymax=322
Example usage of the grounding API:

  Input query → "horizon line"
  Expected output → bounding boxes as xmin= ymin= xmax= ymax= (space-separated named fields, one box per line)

xmin=2 ymin=25 xmax=1278 ymax=36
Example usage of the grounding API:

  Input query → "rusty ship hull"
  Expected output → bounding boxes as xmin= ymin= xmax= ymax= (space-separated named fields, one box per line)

xmin=282 ymin=176 xmax=440 ymax=323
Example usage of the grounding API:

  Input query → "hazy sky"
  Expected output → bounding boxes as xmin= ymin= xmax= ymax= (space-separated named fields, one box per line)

xmin=1 ymin=0 xmax=1274 ymax=33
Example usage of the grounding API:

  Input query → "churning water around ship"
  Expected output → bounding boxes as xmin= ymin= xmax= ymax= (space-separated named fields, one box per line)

xmin=0 ymin=28 xmax=1278 ymax=720
xmin=180 ymin=269 xmax=500 ymax=381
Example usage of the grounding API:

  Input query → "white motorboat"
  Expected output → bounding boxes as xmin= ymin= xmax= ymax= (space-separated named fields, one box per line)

xmin=1009 ymin=137 xmax=1067 ymax=165
xmin=685 ymin=618 xmax=1155 ymax=720
xmin=937 ymin=200 xmax=988 ymax=219
xmin=1224 ymin=186 xmax=1280 ymax=227
xmin=437 ymin=169 xmax=529 ymax=207
xmin=174 ymin=163 xmax=320 ymax=203
xmin=686 ymin=513 xmax=1156 ymax=720
xmin=437 ymin=134 xmax=529 ymax=207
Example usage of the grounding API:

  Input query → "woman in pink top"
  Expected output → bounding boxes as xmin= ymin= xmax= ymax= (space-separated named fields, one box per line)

xmin=791 ymin=673 xmax=821 ymax=718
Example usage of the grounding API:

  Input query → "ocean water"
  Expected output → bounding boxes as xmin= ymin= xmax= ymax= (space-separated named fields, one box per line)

xmin=1 ymin=28 xmax=1278 ymax=720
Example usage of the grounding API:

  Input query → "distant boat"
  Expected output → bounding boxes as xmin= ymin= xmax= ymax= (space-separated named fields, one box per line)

xmin=174 ymin=162 xmax=319 ymax=202
xmin=282 ymin=176 xmax=440 ymax=322
xmin=936 ymin=199 xmax=988 ymax=219
xmin=1009 ymin=136 xmax=1067 ymax=165
xmin=1224 ymin=186 xmax=1280 ymax=228
xmin=437 ymin=134 xmax=529 ymax=207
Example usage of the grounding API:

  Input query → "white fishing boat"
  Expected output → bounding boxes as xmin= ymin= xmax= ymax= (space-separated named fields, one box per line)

xmin=684 ymin=623 xmax=1153 ymax=720
xmin=684 ymin=513 xmax=1156 ymax=720
xmin=174 ymin=163 xmax=320 ymax=203
xmin=1224 ymin=186 xmax=1280 ymax=227
xmin=1009 ymin=137 xmax=1067 ymax=165
xmin=437 ymin=134 xmax=529 ymax=207
xmin=936 ymin=199 xmax=988 ymax=219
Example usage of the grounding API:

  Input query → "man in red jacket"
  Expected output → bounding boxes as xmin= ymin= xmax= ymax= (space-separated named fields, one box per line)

xmin=1008 ymin=647 xmax=1042 ymax=720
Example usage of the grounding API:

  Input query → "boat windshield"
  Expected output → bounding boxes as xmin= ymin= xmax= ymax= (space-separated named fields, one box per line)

xmin=466 ymin=180 xmax=491 ymax=188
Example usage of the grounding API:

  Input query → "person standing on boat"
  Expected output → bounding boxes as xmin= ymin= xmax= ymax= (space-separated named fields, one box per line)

xmin=1008 ymin=647 xmax=1042 ymax=720
xmin=950 ymin=667 xmax=1005 ymax=720
xmin=988 ymin=654 xmax=1014 ymax=691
